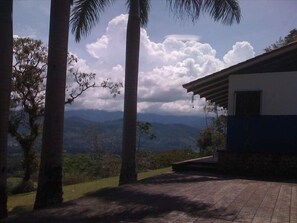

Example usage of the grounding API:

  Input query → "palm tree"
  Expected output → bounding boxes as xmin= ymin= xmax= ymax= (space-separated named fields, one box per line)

xmin=119 ymin=0 xmax=143 ymax=185
xmin=34 ymin=0 xmax=72 ymax=210
xmin=0 ymin=0 xmax=13 ymax=219
xmin=71 ymin=0 xmax=241 ymax=185
xmin=71 ymin=0 xmax=149 ymax=185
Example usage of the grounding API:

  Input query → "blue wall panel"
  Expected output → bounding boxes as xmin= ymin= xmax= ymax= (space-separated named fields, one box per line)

xmin=227 ymin=116 xmax=297 ymax=154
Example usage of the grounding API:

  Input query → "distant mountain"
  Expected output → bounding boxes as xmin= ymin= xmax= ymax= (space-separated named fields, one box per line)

xmin=65 ymin=110 xmax=123 ymax=123
xmin=9 ymin=110 xmax=205 ymax=154
xmin=65 ymin=109 xmax=206 ymax=129
xmin=63 ymin=116 xmax=200 ymax=153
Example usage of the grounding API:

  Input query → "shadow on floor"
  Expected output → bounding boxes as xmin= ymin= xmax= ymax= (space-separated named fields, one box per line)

xmin=6 ymin=177 xmax=236 ymax=223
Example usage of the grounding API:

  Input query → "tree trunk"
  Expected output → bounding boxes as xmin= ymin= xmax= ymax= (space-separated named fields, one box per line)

xmin=34 ymin=0 xmax=71 ymax=210
xmin=23 ymin=148 xmax=33 ymax=183
xmin=119 ymin=0 xmax=140 ymax=185
xmin=0 ymin=0 xmax=13 ymax=219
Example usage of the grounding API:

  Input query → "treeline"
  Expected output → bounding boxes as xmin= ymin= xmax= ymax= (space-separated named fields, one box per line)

xmin=7 ymin=148 xmax=200 ymax=189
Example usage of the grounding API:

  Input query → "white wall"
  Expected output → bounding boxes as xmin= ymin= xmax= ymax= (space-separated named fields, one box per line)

xmin=228 ymin=71 xmax=297 ymax=115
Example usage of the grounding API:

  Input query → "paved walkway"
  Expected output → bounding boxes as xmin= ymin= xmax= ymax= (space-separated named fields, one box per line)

xmin=6 ymin=172 xmax=297 ymax=223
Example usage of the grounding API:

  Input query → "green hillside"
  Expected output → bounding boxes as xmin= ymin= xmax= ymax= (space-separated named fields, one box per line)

xmin=63 ymin=117 xmax=200 ymax=153
xmin=8 ymin=110 xmax=204 ymax=154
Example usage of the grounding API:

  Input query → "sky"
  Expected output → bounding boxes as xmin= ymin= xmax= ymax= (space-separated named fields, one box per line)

xmin=13 ymin=0 xmax=297 ymax=116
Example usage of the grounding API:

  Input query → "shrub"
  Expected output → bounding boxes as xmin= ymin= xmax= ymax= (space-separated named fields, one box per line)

xmin=11 ymin=180 xmax=37 ymax=194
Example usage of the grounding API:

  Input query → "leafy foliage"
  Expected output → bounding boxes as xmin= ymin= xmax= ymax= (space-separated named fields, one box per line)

xmin=9 ymin=37 xmax=122 ymax=192
xmin=264 ymin=28 xmax=297 ymax=52
xmin=167 ymin=0 xmax=241 ymax=24
xmin=71 ymin=0 xmax=114 ymax=42
xmin=137 ymin=121 xmax=156 ymax=150
xmin=7 ymin=148 xmax=201 ymax=196
xmin=150 ymin=148 xmax=199 ymax=169
xmin=197 ymin=115 xmax=227 ymax=156
xmin=63 ymin=154 xmax=97 ymax=185
xmin=10 ymin=38 xmax=48 ymax=191
xmin=8 ymin=148 xmax=200 ymax=187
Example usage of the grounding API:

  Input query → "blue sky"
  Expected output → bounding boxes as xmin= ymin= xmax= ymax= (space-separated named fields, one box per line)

xmin=13 ymin=0 xmax=297 ymax=115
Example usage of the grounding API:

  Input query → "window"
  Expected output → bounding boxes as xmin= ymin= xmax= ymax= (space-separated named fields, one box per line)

xmin=235 ymin=91 xmax=261 ymax=116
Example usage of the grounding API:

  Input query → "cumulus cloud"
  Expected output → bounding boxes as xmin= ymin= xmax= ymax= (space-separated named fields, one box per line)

xmin=71 ymin=14 xmax=255 ymax=115
xmin=86 ymin=14 xmax=127 ymax=68
xmin=165 ymin=34 xmax=200 ymax=42
xmin=223 ymin=41 xmax=255 ymax=66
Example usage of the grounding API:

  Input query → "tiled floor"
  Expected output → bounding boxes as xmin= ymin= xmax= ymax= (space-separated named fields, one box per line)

xmin=6 ymin=172 xmax=297 ymax=223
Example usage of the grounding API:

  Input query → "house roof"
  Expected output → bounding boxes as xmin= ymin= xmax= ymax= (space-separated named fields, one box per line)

xmin=183 ymin=41 xmax=297 ymax=109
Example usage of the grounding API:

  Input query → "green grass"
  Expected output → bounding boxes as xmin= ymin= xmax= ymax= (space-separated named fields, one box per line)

xmin=8 ymin=167 xmax=171 ymax=215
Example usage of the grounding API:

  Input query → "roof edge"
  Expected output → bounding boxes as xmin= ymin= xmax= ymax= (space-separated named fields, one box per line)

xmin=183 ymin=41 xmax=297 ymax=90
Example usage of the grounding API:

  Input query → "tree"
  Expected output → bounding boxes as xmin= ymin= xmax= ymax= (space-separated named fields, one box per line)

xmin=10 ymin=37 xmax=120 ymax=193
xmin=34 ymin=0 xmax=72 ymax=210
xmin=0 ymin=0 xmax=13 ymax=219
xmin=203 ymin=101 xmax=227 ymax=127
xmin=264 ymin=28 xmax=297 ymax=52
xmin=71 ymin=0 xmax=241 ymax=185
xmin=119 ymin=0 xmax=143 ymax=185
xmin=137 ymin=121 xmax=156 ymax=150
xmin=197 ymin=115 xmax=227 ymax=155
xmin=9 ymin=38 xmax=47 ymax=193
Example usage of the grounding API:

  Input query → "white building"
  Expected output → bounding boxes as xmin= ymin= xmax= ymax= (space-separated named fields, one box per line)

xmin=183 ymin=42 xmax=297 ymax=176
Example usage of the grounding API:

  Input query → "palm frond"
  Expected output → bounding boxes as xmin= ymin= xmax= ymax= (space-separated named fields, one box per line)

xmin=203 ymin=0 xmax=241 ymax=24
xmin=166 ymin=0 xmax=241 ymax=24
xmin=140 ymin=0 xmax=150 ymax=27
xmin=125 ymin=0 xmax=150 ymax=27
xmin=70 ymin=0 xmax=114 ymax=42
xmin=166 ymin=0 xmax=203 ymax=21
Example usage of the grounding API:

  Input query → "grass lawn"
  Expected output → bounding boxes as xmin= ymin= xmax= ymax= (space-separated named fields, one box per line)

xmin=8 ymin=167 xmax=171 ymax=216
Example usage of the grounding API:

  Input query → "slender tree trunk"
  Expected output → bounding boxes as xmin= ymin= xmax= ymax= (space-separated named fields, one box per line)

xmin=0 ymin=0 xmax=13 ymax=219
xmin=137 ymin=130 xmax=141 ymax=150
xmin=34 ymin=0 xmax=71 ymax=210
xmin=119 ymin=0 xmax=140 ymax=185
xmin=23 ymin=148 xmax=32 ymax=183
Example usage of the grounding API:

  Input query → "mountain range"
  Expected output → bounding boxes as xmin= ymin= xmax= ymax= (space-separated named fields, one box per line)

xmin=9 ymin=110 xmax=206 ymax=153
xmin=64 ymin=110 xmax=206 ymax=153
xmin=65 ymin=109 xmax=206 ymax=129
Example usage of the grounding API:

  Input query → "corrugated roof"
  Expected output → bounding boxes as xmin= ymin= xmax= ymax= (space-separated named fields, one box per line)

xmin=183 ymin=41 xmax=297 ymax=108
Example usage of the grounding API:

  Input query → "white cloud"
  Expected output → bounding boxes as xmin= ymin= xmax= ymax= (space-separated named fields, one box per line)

xmin=165 ymin=34 xmax=200 ymax=42
xmin=223 ymin=41 xmax=255 ymax=66
xmin=71 ymin=15 xmax=255 ymax=116
xmin=86 ymin=14 xmax=127 ymax=68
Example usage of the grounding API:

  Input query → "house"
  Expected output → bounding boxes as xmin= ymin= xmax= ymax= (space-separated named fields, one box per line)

xmin=183 ymin=41 xmax=297 ymax=177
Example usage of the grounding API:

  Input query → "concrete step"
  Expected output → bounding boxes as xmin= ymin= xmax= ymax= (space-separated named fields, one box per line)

xmin=172 ymin=156 xmax=218 ymax=172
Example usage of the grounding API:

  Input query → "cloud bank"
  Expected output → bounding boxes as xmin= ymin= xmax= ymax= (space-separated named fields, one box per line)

xmin=69 ymin=14 xmax=255 ymax=116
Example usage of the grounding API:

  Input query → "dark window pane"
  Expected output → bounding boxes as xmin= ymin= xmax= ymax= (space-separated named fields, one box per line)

xmin=235 ymin=91 xmax=261 ymax=116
